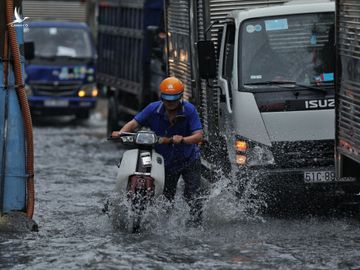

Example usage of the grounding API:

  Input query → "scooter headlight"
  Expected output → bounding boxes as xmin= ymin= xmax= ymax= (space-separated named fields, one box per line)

xmin=135 ymin=131 xmax=157 ymax=145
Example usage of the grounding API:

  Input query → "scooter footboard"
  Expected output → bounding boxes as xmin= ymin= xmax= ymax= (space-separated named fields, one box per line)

xmin=115 ymin=149 xmax=165 ymax=197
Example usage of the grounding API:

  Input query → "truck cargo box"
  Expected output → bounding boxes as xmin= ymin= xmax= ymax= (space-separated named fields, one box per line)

xmin=97 ymin=0 xmax=164 ymax=133
xmin=335 ymin=0 xmax=360 ymax=179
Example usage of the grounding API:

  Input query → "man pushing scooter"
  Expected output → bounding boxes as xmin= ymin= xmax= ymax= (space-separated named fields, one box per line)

xmin=112 ymin=77 xmax=204 ymax=226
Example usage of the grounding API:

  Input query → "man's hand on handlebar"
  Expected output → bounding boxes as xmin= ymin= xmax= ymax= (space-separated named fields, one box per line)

xmin=111 ymin=131 xmax=121 ymax=138
xmin=172 ymin=135 xmax=184 ymax=144
xmin=158 ymin=137 xmax=171 ymax=144
xmin=158 ymin=135 xmax=184 ymax=144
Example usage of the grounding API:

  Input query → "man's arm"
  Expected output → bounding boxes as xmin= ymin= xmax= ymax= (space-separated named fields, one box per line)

xmin=119 ymin=119 xmax=139 ymax=133
xmin=171 ymin=104 xmax=204 ymax=144
xmin=111 ymin=119 xmax=139 ymax=137
xmin=172 ymin=130 xmax=204 ymax=144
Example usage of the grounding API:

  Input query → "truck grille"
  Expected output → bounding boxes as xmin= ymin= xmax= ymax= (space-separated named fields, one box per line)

xmin=31 ymin=82 xmax=81 ymax=97
xmin=271 ymin=140 xmax=334 ymax=169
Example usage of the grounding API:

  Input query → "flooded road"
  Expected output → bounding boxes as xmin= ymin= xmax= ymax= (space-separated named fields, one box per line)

xmin=2 ymin=109 xmax=360 ymax=270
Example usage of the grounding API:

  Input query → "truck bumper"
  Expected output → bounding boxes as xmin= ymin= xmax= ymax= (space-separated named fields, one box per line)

xmin=28 ymin=96 xmax=97 ymax=116
xmin=237 ymin=166 xmax=360 ymax=191
xmin=236 ymin=166 xmax=360 ymax=210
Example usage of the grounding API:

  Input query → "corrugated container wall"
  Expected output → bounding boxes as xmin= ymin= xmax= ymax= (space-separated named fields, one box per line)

xmin=336 ymin=0 xmax=360 ymax=163
xmin=97 ymin=0 xmax=144 ymax=94
xmin=22 ymin=0 xmax=88 ymax=22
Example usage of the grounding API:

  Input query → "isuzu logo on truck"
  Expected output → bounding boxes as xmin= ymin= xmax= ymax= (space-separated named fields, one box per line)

xmin=305 ymin=98 xmax=335 ymax=109
xmin=287 ymin=98 xmax=335 ymax=111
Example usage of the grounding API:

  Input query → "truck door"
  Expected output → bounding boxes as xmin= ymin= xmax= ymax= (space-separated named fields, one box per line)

xmin=218 ymin=21 xmax=236 ymax=114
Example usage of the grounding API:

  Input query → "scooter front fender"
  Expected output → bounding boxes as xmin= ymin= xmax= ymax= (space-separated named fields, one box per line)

xmin=115 ymin=149 xmax=138 ymax=193
xmin=115 ymin=149 xmax=165 ymax=197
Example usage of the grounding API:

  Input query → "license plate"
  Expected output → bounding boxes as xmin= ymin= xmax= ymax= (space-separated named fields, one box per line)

xmin=44 ymin=99 xmax=69 ymax=107
xmin=304 ymin=171 xmax=335 ymax=183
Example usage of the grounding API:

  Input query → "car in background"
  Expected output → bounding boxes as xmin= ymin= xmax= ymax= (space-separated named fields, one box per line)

xmin=24 ymin=21 xmax=98 ymax=119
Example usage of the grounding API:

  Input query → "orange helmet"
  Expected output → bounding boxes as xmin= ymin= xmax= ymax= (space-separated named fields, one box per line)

xmin=159 ymin=77 xmax=184 ymax=101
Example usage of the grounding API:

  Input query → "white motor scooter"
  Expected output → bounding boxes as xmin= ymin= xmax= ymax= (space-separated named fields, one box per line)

xmin=109 ymin=130 xmax=165 ymax=232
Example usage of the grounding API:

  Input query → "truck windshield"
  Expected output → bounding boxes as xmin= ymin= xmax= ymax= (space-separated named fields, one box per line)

xmin=240 ymin=12 xmax=334 ymax=88
xmin=24 ymin=26 xmax=93 ymax=59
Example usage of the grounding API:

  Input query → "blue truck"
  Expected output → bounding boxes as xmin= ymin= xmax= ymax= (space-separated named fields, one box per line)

xmin=24 ymin=21 xmax=98 ymax=119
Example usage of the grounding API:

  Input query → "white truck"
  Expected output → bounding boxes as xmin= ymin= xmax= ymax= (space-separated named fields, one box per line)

xmin=165 ymin=0 xmax=357 ymax=209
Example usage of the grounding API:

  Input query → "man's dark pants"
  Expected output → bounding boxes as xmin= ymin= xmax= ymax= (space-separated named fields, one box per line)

xmin=163 ymin=159 xmax=203 ymax=222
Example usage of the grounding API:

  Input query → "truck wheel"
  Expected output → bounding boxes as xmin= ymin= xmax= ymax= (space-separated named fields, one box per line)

xmin=76 ymin=110 xmax=90 ymax=120
xmin=107 ymin=97 xmax=119 ymax=136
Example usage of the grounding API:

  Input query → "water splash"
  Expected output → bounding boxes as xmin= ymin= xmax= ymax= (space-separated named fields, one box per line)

xmin=107 ymin=167 xmax=267 ymax=234
xmin=202 ymin=168 xmax=267 ymax=227
xmin=107 ymin=191 xmax=175 ymax=233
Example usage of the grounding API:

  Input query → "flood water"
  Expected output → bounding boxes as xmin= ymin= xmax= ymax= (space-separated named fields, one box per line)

xmin=2 ymin=108 xmax=360 ymax=270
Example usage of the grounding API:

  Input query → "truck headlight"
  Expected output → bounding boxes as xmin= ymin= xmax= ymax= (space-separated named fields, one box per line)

xmin=247 ymin=144 xmax=275 ymax=166
xmin=236 ymin=154 xmax=247 ymax=165
xmin=235 ymin=140 xmax=248 ymax=152
xmin=91 ymin=88 xmax=98 ymax=97
xmin=78 ymin=84 xmax=98 ymax=97
xmin=235 ymin=138 xmax=274 ymax=166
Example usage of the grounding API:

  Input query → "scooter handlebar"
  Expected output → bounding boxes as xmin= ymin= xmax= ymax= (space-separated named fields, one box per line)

xmin=109 ymin=131 xmax=157 ymax=145
xmin=157 ymin=136 xmax=172 ymax=144
xmin=109 ymin=131 xmax=202 ymax=145
xmin=108 ymin=131 xmax=135 ymax=141
xmin=110 ymin=131 xmax=136 ymax=138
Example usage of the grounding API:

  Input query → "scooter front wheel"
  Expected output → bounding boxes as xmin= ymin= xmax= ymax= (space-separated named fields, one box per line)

xmin=127 ymin=176 xmax=155 ymax=233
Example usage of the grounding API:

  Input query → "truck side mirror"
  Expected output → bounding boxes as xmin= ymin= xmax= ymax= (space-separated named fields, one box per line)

xmin=24 ymin=41 xmax=35 ymax=61
xmin=197 ymin=40 xmax=217 ymax=79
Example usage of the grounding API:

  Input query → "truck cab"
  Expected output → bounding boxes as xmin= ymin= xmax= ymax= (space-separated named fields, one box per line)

xmin=24 ymin=21 xmax=98 ymax=119
xmin=202 ymin=1 xmax=358 ymax=208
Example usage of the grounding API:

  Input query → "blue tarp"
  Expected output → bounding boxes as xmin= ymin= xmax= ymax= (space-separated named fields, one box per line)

xmin=0 ymin=23 xmax=27 ymax=213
